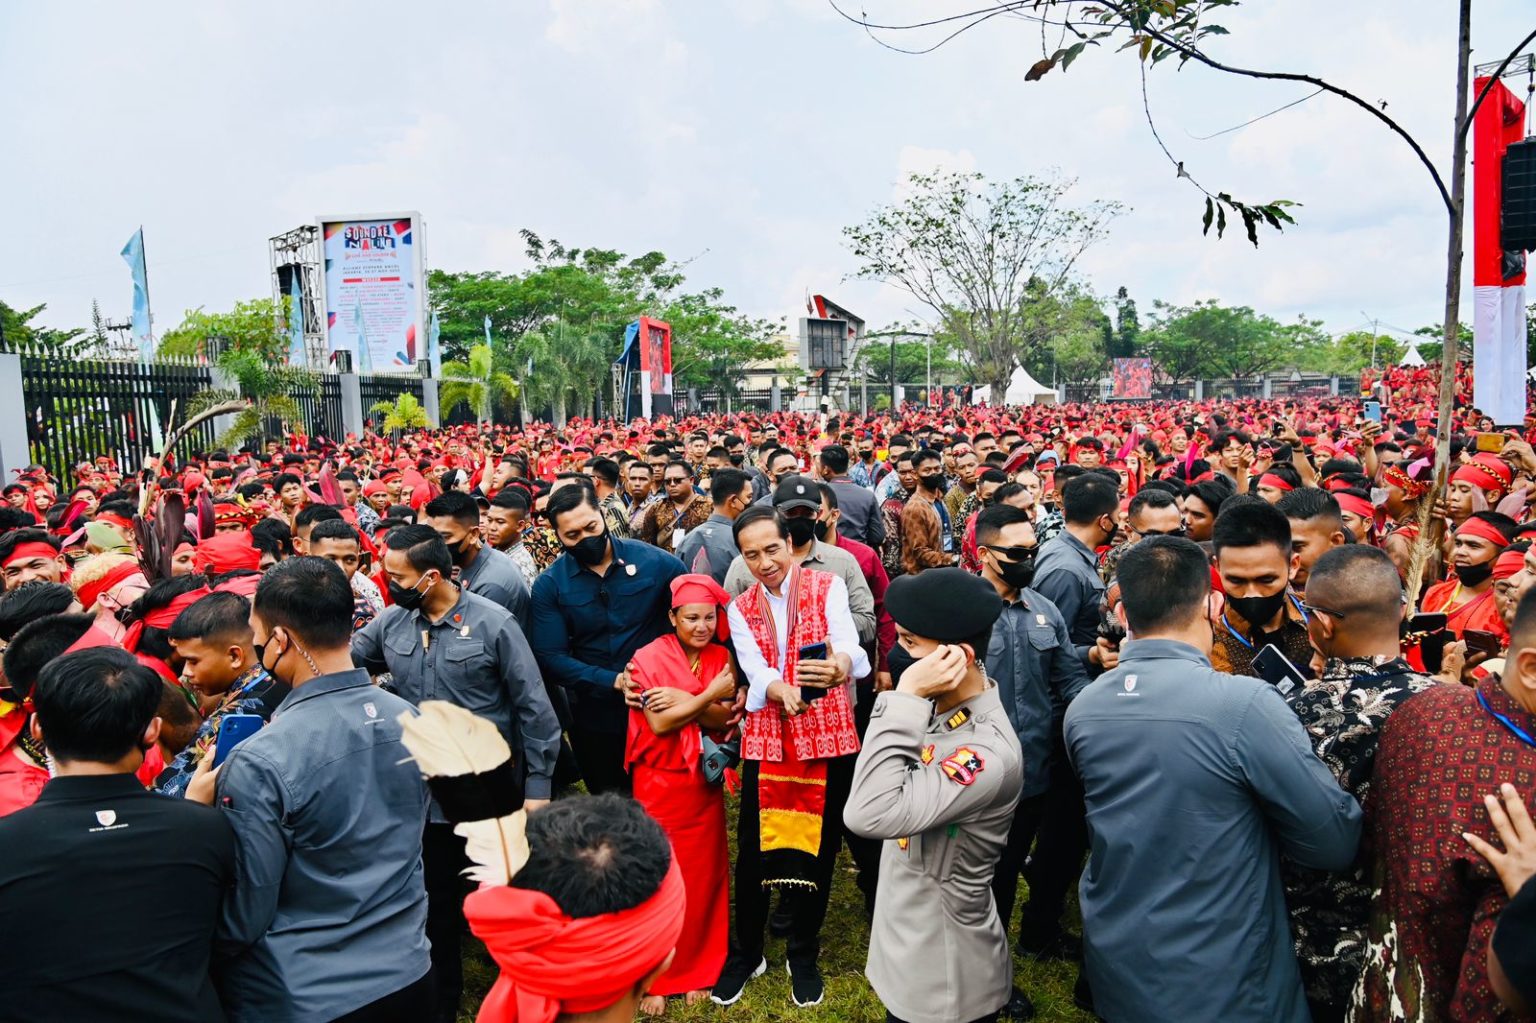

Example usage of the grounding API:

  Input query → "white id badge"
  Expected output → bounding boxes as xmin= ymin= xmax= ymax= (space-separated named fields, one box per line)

xmin=672 ymin=528 xmax=686 ymax=549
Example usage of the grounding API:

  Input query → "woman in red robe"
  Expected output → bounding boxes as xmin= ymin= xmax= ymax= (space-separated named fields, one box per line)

xmin=625 ymin=573 xmax=741 ymax=1015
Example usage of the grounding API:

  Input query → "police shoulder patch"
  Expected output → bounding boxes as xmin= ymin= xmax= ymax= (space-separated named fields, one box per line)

xmin=940 ymin=746 xmax=985 ymax=786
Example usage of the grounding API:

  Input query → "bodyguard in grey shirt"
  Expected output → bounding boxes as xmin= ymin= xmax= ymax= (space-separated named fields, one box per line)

xmin=675 ymin=468 xmax=753 ymax=583
xmin=426 ymin=489 xmax=531 ymax=623
xmin=209 ymin=559 xmax=433 ymax=1023
xmin=1064 ymin=537 xmax=1361 ymax=1023
xmin=352 ymin=573 xmax=559 ymax=803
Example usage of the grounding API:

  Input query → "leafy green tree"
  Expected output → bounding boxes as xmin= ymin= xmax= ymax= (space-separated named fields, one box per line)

xmin=845 ymin=170 xmax=1122 ymax=396
xmin=1110 ymin=286 xmax=1140 ymax=358
xmin=661 ymin=289 xmax=785 ymax=406
xmin=439 ymin=344 xmax=518 ymax=423
xmin=1410 ymin=320 xmax=1472 ymax=364
xmin=191 ymin=348 xmax=306 ymax=448
xmin=1301 ymin=330 xmax=1403 ymax=376
xmin=372 ymin=393 xmax=430 ymax=435
xmin=860 ymin=328 xmax=961 ymax=387
xmin=1142 ymin=300 xmax=1292 ymax=382
xmin=0 ymin=300 xmax=92 ymax=356
xmin=158 ymin=298 xmax=289 ymax=362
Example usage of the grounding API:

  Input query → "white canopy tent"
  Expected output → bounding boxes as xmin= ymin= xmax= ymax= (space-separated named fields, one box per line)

xmin=972 ymin=365 xmax=1058 ymax=406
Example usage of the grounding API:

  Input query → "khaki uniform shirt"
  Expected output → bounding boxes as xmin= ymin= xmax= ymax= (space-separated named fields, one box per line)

xmin=844 ymin=686 xmax=1023 ymax=1023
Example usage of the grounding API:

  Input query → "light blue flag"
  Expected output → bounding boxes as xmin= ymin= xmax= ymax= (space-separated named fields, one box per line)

xmin=120 ymin=227 xmax=153 ymax=360
xmin=287 ymin=272 xmax=305 ymax=367
xmin=483 ymin=315 xmax=493 ymax=351
xmin=428 ymin=310 xmax=442 ymax=377
xmin=353 ymin=301 xmax=373 ymax=374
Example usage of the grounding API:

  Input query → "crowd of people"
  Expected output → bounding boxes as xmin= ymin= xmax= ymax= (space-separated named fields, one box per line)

xmin=0 ymin=388 xmax=1533 ymax=1023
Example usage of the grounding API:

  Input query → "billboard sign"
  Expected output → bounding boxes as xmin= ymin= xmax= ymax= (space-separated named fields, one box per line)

xmin=1112 ymin=358 xmax=1152 ymax=400
xmin=317 ymin=212 xmax=424 ymax=372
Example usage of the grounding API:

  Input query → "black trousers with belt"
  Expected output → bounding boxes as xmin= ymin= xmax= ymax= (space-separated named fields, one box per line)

xmin=568 ymin=724 xmax=631 ymax=796
xmin=730 ymin=753 xmax=857 ymax=967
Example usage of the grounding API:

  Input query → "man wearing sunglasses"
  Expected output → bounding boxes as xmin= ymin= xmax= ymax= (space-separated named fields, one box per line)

xmin=1098 ymin=486 xmax=1185 ymax=587
xmin=975 ymin=504 xmax=1090 ymax=1019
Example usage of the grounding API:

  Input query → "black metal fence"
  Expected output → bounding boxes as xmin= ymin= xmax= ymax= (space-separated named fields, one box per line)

xmin=359 ymin=373 xmax=424 ymax=423
xmin=289 ymin=373 xmax=347 ymax=440
xmin=677 ymin=388 xmax=777 ymax=415
xmin=21 ymin=357 xmax=217 ymax=478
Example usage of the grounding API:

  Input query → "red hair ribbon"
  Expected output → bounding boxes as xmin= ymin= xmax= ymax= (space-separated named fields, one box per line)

xmin=465 ymin=853 xmax=685 ymax=1023
xmin=121 ymin=587 xmax=211 ymax=652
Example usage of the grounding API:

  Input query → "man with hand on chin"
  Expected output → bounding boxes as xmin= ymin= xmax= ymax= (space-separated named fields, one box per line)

xmin=845 ymin=567 xmax=1023 ymax=1023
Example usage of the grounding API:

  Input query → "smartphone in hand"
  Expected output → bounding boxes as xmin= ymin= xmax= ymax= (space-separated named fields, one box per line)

xmin=212 ymin=714 xmax=264 ymax=768
xmin=1252 ymin=644 xmax=1310 ymax=696
xmin=797 ymin=641 xmax=829 ymax=702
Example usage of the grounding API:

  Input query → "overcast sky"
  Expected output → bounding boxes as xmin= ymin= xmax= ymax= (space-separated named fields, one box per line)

xmin=0 ymin=0 xmax=1530 ymax=348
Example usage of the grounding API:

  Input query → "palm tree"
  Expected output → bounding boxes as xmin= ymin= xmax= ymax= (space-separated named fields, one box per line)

xmin=371 ymin=392 xmax=430 ymax=436
xmin=515 ymin=323 xmax=610 ymax=426
xmin=439 ymin=343 xmax=518 ymax=423
xmin=189 ymin=348 xmax=305 ymax=448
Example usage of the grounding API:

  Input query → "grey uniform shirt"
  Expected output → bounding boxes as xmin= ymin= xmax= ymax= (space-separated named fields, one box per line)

xmin=352 ymin=588 xmax=560 ymax=802
xmin=985 ymin=589 xmax=1090 ymax=799
xmin=1064 ymin=639 xmax=1362 ymax=1023
xmin=457 ymin=544 xmax=531 ymax=623
xmin=214 ymin=669 xmax=430 ymax=1023
xmin=1033 ymin=529 xmax=1106 ymax=673
xmin=723 ymin=539 xmax=877 ymax=644
xmin=827 ymin=476 xmax=885 ymax=549
xmin=674 ymin=511 xmax=738 ymax=584
xmin=845 ymin=687 xmax=1023 ymax=1023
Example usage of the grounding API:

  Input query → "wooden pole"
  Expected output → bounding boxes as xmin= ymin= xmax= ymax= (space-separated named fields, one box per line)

xmin=1405 ymin=0 xmax=1473 ymax=609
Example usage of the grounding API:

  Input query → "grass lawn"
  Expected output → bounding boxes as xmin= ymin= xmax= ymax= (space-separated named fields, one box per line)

xmin=457 ymin=794 xmax=1096 ymax=1023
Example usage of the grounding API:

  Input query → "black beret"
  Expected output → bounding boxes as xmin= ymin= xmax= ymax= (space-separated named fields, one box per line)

xmin=885 ymin=567 xmax=1004 ymax=643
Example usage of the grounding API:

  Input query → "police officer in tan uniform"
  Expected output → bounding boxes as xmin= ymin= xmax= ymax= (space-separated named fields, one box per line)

xmin=845 ymin=568 xmax=1024 ymax=1023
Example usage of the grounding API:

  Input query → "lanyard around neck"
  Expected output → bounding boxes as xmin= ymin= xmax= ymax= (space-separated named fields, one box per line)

xmin=1222 ymin=593 xmax=1308 ymax=650
xmin=1478 ymin=689 xmax=1536 ymax=750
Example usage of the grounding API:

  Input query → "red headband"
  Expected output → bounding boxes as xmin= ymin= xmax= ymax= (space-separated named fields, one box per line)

xmin=1456 ymin=518 xmax=1510 ymax=549
xmin=466 ymin=852 xmax=685 ymax=1023
xmin=1451 ymin=459 xmax=1512 ymax=493
xmin=193 ymin=531 xmax=261 ymax=575
xmin=121 ymin=587 xmax=211 ymax=652
xmin=670 ymin=572 xmax=733 ymax=640
xmin=1334 ymin=493 xmax=1374 ymax=522
xmin=2 ymin=542 xmax=58 ymax=569
xmin=1381 ymin=465 xmax=1427 ymax=500
xmin=1494 ymin=547 xmax=1527 ymax=580
xmin=1258 ymin=473 xmax=1295 ymax=493
xmin=75 ymin=561 xmax=144 ymax=612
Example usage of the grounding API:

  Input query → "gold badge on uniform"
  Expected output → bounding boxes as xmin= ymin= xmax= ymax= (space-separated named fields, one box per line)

xmin=920 ymin=744 xmax=935 ymax=765
xmin=944 ymin=708 xmax=970 ymax=731
xmin=940 ymin=747 xmax=985 ymax=786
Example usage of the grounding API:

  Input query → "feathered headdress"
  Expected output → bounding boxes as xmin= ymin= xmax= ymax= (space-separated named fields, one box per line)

xmin=397 ymin=701 xmax=528 ymax=886
xmin=135 ymin=491 xmax=185 ymax=583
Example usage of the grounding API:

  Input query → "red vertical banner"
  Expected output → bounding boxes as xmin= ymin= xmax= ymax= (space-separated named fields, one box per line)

xmin=1472 ymin=77 xmax=1528 ymax=425
xmin=637 ymin=316 xmax=673 ymax=418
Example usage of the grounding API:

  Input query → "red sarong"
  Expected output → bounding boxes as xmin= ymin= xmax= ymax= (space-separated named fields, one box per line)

xmin=625 ymin=637 xmax=731 ymax=995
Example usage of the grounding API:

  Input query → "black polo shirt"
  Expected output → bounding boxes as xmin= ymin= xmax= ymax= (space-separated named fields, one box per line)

xmin=0 ymin=773 xmax=234 ymax=1022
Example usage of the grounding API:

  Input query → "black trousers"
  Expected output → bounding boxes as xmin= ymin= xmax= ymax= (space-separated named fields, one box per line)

xmin=1018 ymin=724 xmax=1088 ymax=942
xmin=331 ymin=969 xmax=437 ymax=1023
xmin=731 ymin=753 xmax=857 ymax=966
xmin=568 ymin=724 xmax=631 ymax=795
xmin=422 ymin=824 xmax=469 ymax=1022
xmin=990 ymin=790 xmax=1050 ymax=930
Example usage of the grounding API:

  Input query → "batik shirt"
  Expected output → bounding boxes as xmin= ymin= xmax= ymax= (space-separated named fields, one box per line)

xmin=1352 ymin=675 xmax=1536 ymax=1021
xmin=521 ymin=522 xmax=563 ymax=574
xmin=1281 ymin=656 xmax=1436 ymax=1011
xmin=155 ymin=665 xmax=287 ymax=799
xmin=500 ymin=542 xmax=538 ymax=589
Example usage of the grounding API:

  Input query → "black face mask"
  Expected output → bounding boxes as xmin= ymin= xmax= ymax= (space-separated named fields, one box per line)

xmin=566 ymin=531 xmax=610 ymax=567
xmin=989 ymin=549 xmax=1036 ymax=590
xmin=729 ymin=454 xmax=745 ymax=466
xmin=813 ymin=520 xmax=831 ymax=542
xmin=861 ymin=451 xmax=874 ymax=461
xmin=786 ymin=516 xmax=817 ymax=548
xmin=887 ymin=643 xmax=919 ymax=686
xmin=388 ymin=574 xmax=432 ymax=611
xmin=1456 ymin=559 xmax=1495 ymax=588
xmin=1227 ymin=590 xmax=1287 ymax=628
xmin=451 ymin=537 xmax=477 ymax=567
xmin=918 ymin=473 xmax=946 ymax=494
